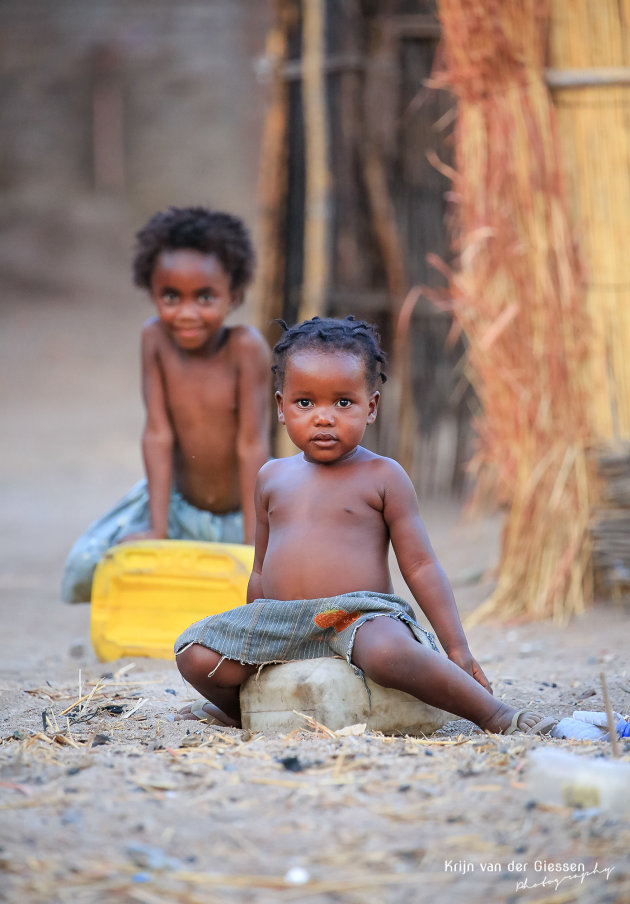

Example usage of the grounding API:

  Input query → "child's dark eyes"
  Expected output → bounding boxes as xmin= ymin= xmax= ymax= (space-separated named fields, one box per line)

xmin=294 ymin=398 xmax=352 ymax=409
xmin=159 ymin=290 xmax=216 ymax=306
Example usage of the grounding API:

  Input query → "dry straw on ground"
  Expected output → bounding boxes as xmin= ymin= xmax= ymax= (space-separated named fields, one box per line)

xmin=432 ymin=0 xmax=595 ymax=621
xmin=2 ymin=664 xmax=629 ymax=904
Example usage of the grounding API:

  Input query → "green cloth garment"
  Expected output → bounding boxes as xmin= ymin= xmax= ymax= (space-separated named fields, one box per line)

xmin=174 ymin=591 xmax=439 ymax=670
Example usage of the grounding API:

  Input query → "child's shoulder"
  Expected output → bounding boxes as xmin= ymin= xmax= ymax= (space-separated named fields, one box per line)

xmin=226 ymin=324 xmax=271 ymax=360
xmin=141 ymin=314 xmax=161 ymax=334
xmin=258 ymin=453 xmax=299 ymax=476
xmin=140 ymin=315 xmax=164 ymax=349
xmin=256 ymin=453 xmax=304 ymax=485
xmin=355 ymin=448 xmax=417 ymax=493
xmin=356 ymin=447 xmax=408 ymax=474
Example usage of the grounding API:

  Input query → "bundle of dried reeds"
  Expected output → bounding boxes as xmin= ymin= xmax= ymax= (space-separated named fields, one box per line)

xmin=432 ymin=0 xmax=595 ymax=621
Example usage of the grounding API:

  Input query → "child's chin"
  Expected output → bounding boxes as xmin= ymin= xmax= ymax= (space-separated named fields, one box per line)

xmin=305 ymin=446 xmax=351 ymax=464
xmin=173 ymin=333 xmax=207 ymax=350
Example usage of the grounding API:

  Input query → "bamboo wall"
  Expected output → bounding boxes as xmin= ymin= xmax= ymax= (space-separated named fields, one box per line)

xmin=548 ymin=1 xmax=630 ymax=440
xmin=549 ymin=2 xmax=630 ymax=602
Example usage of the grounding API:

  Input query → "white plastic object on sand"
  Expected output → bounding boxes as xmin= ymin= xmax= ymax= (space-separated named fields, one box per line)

xmin=527 ymin=748 xmax=630 ymax=813
xmin=551 ymin=710 xmax=626 ymax=741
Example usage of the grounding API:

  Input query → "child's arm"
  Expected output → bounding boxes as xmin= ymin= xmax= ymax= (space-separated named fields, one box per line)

xmin=234 ymin=328 xmax=271 ymax=545
xmin=383 ymin=459 xmax=492 ymax=691
xmin=127 ymin=324 xmax=174 ymax=540
xmin=246 ymin=464 xmax=271 ymax=603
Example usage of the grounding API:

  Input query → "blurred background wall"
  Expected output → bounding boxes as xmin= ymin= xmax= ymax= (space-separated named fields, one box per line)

xmin=0 ymin=0 xmax=272 ymax=588
xmin=0 ymin=0 xmax=271 ymax=313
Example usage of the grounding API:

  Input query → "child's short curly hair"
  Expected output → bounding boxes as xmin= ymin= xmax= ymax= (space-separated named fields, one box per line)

xmin=272 ymin=316 xmax=387 ymax=392
xmin=132 ymin=206 xmax=255 ymax=299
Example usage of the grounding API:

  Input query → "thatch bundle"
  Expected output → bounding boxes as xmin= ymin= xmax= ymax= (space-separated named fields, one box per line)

xmin=433 ymin=0 xmax=595 ymax=621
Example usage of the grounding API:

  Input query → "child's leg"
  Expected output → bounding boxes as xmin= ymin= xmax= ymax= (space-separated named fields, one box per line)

xmin=351 ymin=618 xmax=545 ymax=733
xmin=175 ymin=643 xmax=257 ymax=727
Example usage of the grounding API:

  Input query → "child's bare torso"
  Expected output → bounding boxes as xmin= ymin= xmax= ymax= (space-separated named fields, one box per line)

xmin=149 ymin=320 xmax=242 ymax=513
xmin=259 ymin=448 xmax=393 ymax=600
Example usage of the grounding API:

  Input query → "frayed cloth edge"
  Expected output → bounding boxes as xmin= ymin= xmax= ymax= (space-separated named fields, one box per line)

xmin=175 ymin=641 xmax=293 ymax=678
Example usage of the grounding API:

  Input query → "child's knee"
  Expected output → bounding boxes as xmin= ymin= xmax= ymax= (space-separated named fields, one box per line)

xmin=176 ymin=644 xmax=254 ymax=687
xmin=353 ymin=631 xmax=395 ymax=680
xmin=352 ymin=619 xmax=423 ymax=684
xmin=176 ymin=643 xmax=222 ymax=683
xmin=357 ymin=643 xmax=400 ymax=685
xmin=61 ymin=544 xmax=100 ymax=603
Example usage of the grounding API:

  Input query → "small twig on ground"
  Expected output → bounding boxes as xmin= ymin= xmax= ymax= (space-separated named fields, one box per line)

xmin=600 ymin=671 xmax=620 ymax=757
xmin=122 ymin=698 xmax=149 ymax=719
xmin=293 ymin=711 xmax=337 ymax=739
xmin=58 ymin=684 xmax=105 ymax=717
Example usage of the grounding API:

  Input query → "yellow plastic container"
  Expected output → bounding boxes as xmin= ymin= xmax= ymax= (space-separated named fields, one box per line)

xmin=90 ymin=540 xmax=254 ymax=661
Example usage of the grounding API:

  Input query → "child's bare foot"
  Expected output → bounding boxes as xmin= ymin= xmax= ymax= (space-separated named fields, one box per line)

xmin=174 ymin=699 xmax=241 ymax=728
xmin=482 ymin=703 xmax=556 ymax=736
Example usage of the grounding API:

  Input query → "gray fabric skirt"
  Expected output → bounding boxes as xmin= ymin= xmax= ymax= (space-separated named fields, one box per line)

xmin=174 ymin=591 xmax=439 ymax=669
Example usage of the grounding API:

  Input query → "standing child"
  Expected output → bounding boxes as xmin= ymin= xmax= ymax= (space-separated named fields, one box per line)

xmin=174 ymin=316 xmax=555 ymax=736
xmin=62 ymin=206 xmax=271 ymax=603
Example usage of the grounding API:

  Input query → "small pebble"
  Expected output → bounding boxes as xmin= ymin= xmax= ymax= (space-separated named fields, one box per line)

xmin=284 ymin=867 xmax=310 ymax=885
xmin=68 ymin=639 xmax=88 ymax=660
xmin=132 ymin=873 xmax=151 ymax=883
xmin=278 ymin=755 xmax=304 ymax=772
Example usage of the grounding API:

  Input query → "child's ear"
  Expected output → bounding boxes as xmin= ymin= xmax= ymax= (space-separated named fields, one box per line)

xmin=275 ymin=391 xmax=285 ymax=424
xmin=366 ymin=391 xmax=380 ymax=425
xmin=230 ymin=289 xmax=244 ymax=308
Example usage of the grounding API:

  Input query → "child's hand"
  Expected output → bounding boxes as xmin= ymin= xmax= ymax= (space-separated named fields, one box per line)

xmin=469 ymin=657 xmax=492 ymax=693
xmin=448 ymin=647 xmax=493 ymax=694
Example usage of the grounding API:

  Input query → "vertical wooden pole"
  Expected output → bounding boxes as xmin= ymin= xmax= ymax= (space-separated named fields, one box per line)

xmin=299 ymin=0 xmax=330 ymax=322
xmin=255 ymin=0 xmax=291 ymax=339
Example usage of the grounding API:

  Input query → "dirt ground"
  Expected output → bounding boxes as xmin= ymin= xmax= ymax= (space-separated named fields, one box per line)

xmin=1 ymin=256 xmax=629 ymax=904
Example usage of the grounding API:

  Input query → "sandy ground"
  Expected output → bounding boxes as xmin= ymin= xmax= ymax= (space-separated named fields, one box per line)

xmin=1 ymin=277 xmax=629 ymax=903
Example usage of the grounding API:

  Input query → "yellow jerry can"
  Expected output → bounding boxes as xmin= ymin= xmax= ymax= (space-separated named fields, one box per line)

xmin=90 ymin=540 xmax=254 ymax=661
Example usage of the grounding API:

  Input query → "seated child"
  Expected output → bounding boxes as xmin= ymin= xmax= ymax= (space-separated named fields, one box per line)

xmin=174 ymin=316 xmax=555 ymax=736
xmin=62 ymin=206 xmax=271 ymax=603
